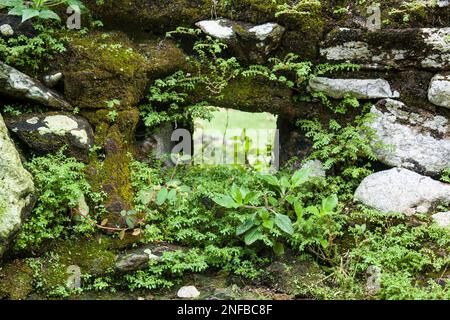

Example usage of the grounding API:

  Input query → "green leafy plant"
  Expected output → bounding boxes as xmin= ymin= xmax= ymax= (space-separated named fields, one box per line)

xmin=441 ymin=168 xmax=450 ymax=183
xmin=0 ymin=23 xmax=67 ymax=72
xmin=105 ymin=99 xmax=120 ymax=123
xmin=15 ymin=149 xmax=102 ymax=250
xmin=140 ymin=34 xmax=242 ymax=128
xmin=298 ymin=110 xmax=380 ymax=199
xmin=1 ymin=0 xmax=86 ymax=22
xmin=212 ymin=166 xmax=339 ymax=255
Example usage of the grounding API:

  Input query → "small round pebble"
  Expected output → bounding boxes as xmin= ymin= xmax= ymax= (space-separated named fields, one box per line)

xmin=177 ymin=285 xmax=200 ymax=298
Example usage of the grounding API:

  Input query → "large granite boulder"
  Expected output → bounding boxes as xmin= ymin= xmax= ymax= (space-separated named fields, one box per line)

xmin=0 ymin=114 xmax=35 ymax=259
xmin=5 ymin=113 xmax=94 ymax=163
xmin=0 ymin=61 xmax=72 ymax=110
xmin=368 ymin=99 xmax=450 ymax=176
xmin=354 ymin=168 xmax=450 ymax=215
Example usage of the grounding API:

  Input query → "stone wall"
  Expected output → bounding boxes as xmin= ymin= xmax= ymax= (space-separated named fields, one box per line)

xmin=0 ymin=0 xmax=449 ymax=261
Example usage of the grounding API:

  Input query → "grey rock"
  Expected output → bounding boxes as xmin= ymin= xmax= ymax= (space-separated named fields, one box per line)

xmin=320 ymin=28 xmax=450 ymax=70
xmin=5 ymin=113 xmax=94 ymax=163
xmin=0 ymin=24 xmax=13 ymax=37
xmin=195 ymin=19 xmax=285 ymax=63
xmin=43 ymin=72 xmax=63 ymax=88
xmin=354 ymin=168 xmax=450 ymax=215
xmin=432 ymin=212 xmax=450 ymax=228
xmin=66 ymin=265 xmax=82 ymax=289
xmin=308 ymin=77 xmax=399 ymax=99
xmin=368 ymin=99 xmax=450 ymax=176
xmin=0 ymin=14 xmax=35 ymax=38
xmin=0 ymin=113 xmax=35 ymax=259
xmin=177 ymin=286 xmax=200 ymax=299
xmin=428 ymin=73 xmax=450 ymax=108
xmin=366 ymin=265 xmax=381 ymax=295
xmin=302 ymin=160 xmax=326 ymax=178
xmin=0 ymin=61 xmax=72 ymax=110
xmin=115 ymin=243 xmax=180 ymax=272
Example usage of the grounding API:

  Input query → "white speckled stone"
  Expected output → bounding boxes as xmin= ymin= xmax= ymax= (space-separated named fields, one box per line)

xmin=368 ymin=99 xmax=450 ymax=176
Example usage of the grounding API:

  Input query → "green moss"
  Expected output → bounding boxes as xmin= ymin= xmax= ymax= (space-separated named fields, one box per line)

xmin=211 ymin=76 xmax=294 ymax=115
xmin=137 ymin=39 xmax=189 ymax=82
xmin=61 ymin=32 xmax=149 ymax=109
xmin=0 ymin=260 xmax=34 ymax=300
xmin=0 ymin=204 xmax=5 ymax=220
xmin=83 ymin=109 xmax=139 ymax=219
xmin=49 ymin=238 xmax=116 ymax=276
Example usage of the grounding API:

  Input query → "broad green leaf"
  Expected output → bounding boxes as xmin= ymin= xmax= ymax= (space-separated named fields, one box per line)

xmin=137 ymin=190 xmax=153 ymax=205
xmin=179 ymin=185 xmax=191 ymax=193
xmin=167 ymin=189 xmax=177 ymax=202
xmin=268 ymin=196 xmax=279 ymax=206
xmin=322 ymin=194 xmax=338 ymax=213
xmin=67 ymin=0 xmax=87 ymax=11
xmin=319 ymin=238 xmax=329 ymax=249
xmin=273 ymin=242 xmax=285 ymax=255
xmin=239 ymin=187 xmax=249 ymax=201
xmin=279 ymin=176 xmax=290 ymax=192
xmin=8 ymin=7 xmax=25 ymax=16
xmin=243 ymin=191 xmax=258 ymax=205
xmin=155 ymin=187 xmax=168 ymax=205
xmin=236 ymin=219 xmax=255 ymax=236
xmin=285 ymin=194 xmax=296 ymax=205
xmin=294 ymin=202 xmax=303 ymax=220
xmin=231 ymin=184 xmax=242 ymax=204
xmin=260 ymin=174 xmax=279 ymax=187
xmin=125 ymin=217 xmax=135 ymax=229
xmin=262 ymin=219 xmax=274 ymax=230
xmin=1 ymin=0 xmax=22 ymax=10
xmin=274 ymin=214 xmax=294 ymax=235
xmin=305 ymin=205 xmax=320 ymax=216
xmin=258 ymin=208 xmax=270 ymax=220
xmin=244 ymin=227 xmax=263 ymax=245
xmin=291 ymin=167 xmax=312 ymax=188
xmin=38 ymin=9 xmax=61 ymax=21
xmin=21 ymin=8 xmax=40 ymax=23
xmin=212 ymin=194 xmax=239 ymax=209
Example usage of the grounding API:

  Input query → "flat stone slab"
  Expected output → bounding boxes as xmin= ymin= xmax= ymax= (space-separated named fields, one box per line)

xmin=0 ymin=61 xmax=72 ymax=110
xmin=320 ymin=28 xmax=450 ymax=70
xmin=308 ymin=77 xmax=399 ymax=99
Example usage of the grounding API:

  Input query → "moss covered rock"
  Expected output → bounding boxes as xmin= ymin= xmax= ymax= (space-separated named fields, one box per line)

xmin=5 ymin=113 xmax=94 ymax=163
xmin=83 ymin=109 xmax=139 ymax=221
xmin=0 ymin=114 xmax=35 ymax=260
xmin=60 ymin=31 xmax=150 ymax=109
